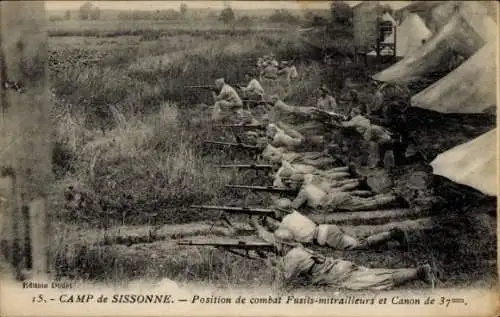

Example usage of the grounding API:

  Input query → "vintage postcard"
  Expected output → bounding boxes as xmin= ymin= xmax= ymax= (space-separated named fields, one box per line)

xmin=0 ymin=1 xmax=498 ymax=316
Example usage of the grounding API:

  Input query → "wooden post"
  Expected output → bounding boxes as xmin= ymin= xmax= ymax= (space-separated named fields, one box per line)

xmin=0 ymin=1 xmax=52 ymax=280
xmin=393 ymin=24 xmax=397 ymax=61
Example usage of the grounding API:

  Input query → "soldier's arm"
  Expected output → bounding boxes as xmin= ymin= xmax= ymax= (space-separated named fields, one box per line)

xmin=215 ymin=86 xmax=228 ymax=101
xmin=249 ymin=216 xmax=277 ymax=244
xmin=330 ymin=97 xmax=338 ymax=109
xmin=290 ymin=189 xmax=307 ymax=209
xmin=340 ymin=118 xmax=355 ymax=128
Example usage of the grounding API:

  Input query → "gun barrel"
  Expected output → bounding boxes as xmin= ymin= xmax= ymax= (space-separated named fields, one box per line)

xmin=225 ymin=185 xmax=298 ymax=194
xmin=203 ymin=141 xmax=262 ymax=150
xmin=190 ymin=204 xmax=275 ymax=214
xmin=314 ymin=109 xmax=347 ymax=119
xmin=219 ymin=164 xmax=273 ymax=169
xmin=177 ymin=240 xmax=275 ymax=248
xmin=187 ymin=85 xmax=215 ymax=89
xmin=213 ymin=124 xmax=266 ymax=130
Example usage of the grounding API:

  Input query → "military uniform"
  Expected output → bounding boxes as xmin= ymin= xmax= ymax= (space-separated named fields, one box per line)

xmin=212 ymin=81 xmax=243 ymax=122
xmin=281 ymin=246 xmax=431 ymax=290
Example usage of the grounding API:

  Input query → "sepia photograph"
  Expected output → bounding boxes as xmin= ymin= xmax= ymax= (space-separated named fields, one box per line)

xmin=0 ymin=1 xmax=498 ymax=316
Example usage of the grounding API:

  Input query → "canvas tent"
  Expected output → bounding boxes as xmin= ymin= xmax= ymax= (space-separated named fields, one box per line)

xmin=395 ymin=14 xmax=432 ymax=57
xmin=431 ymin=1 xmax=497 ymax=41
xmin=372 ymin=2 xmax=495 ymax=83
xmin=411 ymin=42 xmax=497 ymax=114
xmin=430 ymin=129 xmax=497 ymax=196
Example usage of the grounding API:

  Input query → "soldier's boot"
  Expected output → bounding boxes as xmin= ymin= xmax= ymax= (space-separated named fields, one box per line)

xmin=391 ymin=269 xmax=421 ymax=286
xmin=357 ymin=231 xmax=394 ymax=249
xmin=417 ymin=263 xmax=440 ymax=288
xmin=388 ymin=227 xmax=409 ymax=249
xmin=370 ymin=142 xmax=391 ymax=169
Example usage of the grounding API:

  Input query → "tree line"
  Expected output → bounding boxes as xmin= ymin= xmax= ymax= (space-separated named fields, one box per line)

xmin=48 ymin=0 xmax=394 ymax=28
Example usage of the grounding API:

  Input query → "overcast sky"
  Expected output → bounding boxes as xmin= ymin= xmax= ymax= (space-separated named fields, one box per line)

xmin=46 ymin=1 xmax=410 ymax=11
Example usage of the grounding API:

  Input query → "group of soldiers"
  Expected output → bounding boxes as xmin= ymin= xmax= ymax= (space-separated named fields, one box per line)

xmin=257 ymin=52 xmax=299 ymax=83
xmin=181 ymin=55 xmax=439 ymax=291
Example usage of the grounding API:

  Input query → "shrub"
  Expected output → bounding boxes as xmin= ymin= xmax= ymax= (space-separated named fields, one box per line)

xmin=268 ymin=10 xmax=299 ymax=24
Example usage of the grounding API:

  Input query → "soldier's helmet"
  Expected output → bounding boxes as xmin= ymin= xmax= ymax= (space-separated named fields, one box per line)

xmin=319 ymin=84 xmax=330 ymax=94
xmin=274 ymin=228 xmax=294 ymax=242
xmin=273 ymin=197 xmax=293 ymax=210
xmin=269 ymin=94 xmax=280 ymax=103
xmin=215 ymin=78 xmax=225 ymax=88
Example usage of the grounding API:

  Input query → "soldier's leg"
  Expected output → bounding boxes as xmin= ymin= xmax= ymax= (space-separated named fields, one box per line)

xmin=346 ymin=194 xmax=396 ymax=211
xmin=338 ymin=180 xmax=360 ymax=192
xmin=374 ymin=141 xmax=391 ymax=168
xmin=349 ymin=190 xmax=372 ymax=197
xmin=392 ymin=136 xmax=408 ymax=166
xmin=392 ymin=264 xmax=437 ymax=287
xmin=301 ymin=158 xmax=330 ymax=168
xmin=212 ymin=101 xmax=222 ymax=121
xmin=350 ymin=228 xmax=408 ymax=250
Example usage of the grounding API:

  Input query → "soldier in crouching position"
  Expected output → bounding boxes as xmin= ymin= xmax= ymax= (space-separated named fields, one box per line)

xmin=316 ymin=85 xmax=339 ymax=112
xmin=239 ymin=73 xmax=265 ymax=102
xmin=212 ymin=78 xmax=244 ymax=123
xmin=249 ymin=217 xmax=437 ymax=290
xmin=339 ymin=107 xmax=395 ymax=169
xmin=277 ymin=61 xmax=298 ymax=84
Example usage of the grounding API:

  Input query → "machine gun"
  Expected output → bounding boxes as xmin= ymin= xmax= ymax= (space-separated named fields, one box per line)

xmin=225 ymin=184 xmax=299 ymax=195
xmin=190 ymin=205 xmax=284 ymax=220
xmin=312 ymin=108 xmax=348 ymax=121
xmin=186 ymin=85 xmax=219 ymax=92
xmin=218 ymin=164 xmax=273 ymax=170
xmin=177 ymin=239 xmax=279 ymax=260
xmin=177 ymin=238 xmax=317 ymax=261
xmin=203 ymin=141 xmax=263 ymax=152
xmin=213 ymin=124 xmax=267 ymax=131
xmin=190 ymin=205 xmax=282 ymax=218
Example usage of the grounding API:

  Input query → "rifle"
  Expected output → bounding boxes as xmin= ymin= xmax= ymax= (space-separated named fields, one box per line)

xmin=218 ymin=164 xmax=273 ymax=170
xmin=177 ymin=239 xmax=278 ymax=260
xmin=242 ymin=99 xmax=267 ymax=105
xmin=213 ymin=124 xmax=266 ymax=130
xmin=186 ymin=85 xmax=218 ymax=91
xmin=312 ymin=108 xmax=348 ymax=121
xmin=203 ymin=141 xmax=263 ymax=152
xmin=225 ymin=184 xmax=299 ymax=195
xmin=191 ymin=204 xmax=279 ymax=216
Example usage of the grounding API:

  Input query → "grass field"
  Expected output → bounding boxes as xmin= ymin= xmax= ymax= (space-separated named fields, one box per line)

xmin=46 ymin=17 xmax=496 ymax=290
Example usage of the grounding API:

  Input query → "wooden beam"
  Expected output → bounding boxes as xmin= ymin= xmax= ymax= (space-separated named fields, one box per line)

xmin=0 ymin=1 xmax=51 ymax=279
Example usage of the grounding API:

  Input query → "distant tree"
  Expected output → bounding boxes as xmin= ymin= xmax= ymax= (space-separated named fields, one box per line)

xmin=180 ymin=3 xmax=188 ymax=16
xmin=79 ymin=1 xmax=93 ymax=20
xmin=64 ymin=10 xmax=71 ymax=20
xmin=330 ymin=1 xmax=353 ymax=27
xmin=305 ymin=11 xmax=329 ymax=27
xmin=269 ymin=9 xmax=299 ymax=24
xmin=219 ymin=7 xmax=235 ymax=24
xmin=155 ymin=9 xmax=182 ymax=20
xmin=305 ymin=11 xmax=315 ymax=21
xmin=49 ymin=15 xmax=64 ymax=22
xmin=90 ymin=7 xmax=100 ymax=20
xmin=238 ymin=15 xmax=253 ymax=27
